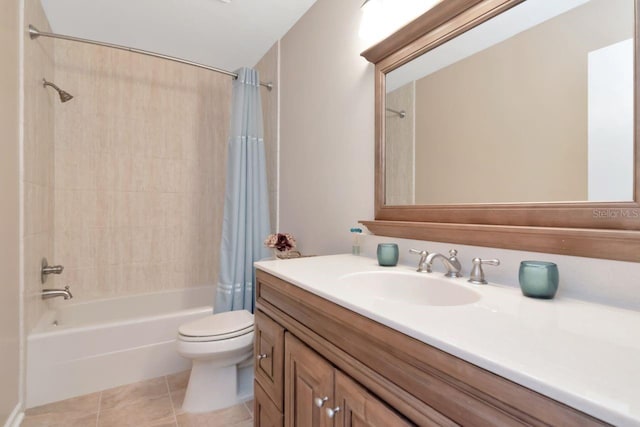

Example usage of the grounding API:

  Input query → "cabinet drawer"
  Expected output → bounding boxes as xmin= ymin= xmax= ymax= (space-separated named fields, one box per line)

xmin=255 ymin=309 xmax=285 ymax=410
xmin=255 ymin=380 xmax=284 ymax=427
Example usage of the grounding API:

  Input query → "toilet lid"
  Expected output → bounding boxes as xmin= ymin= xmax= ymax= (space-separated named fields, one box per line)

xmin=179 ymin=310 xmax=254 ymax=340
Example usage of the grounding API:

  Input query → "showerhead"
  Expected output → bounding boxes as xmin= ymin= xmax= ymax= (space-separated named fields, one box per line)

xmin=42 ymin=79 xmax=74 ymax=103
xmin=58 ymin=90 xmax=73 ymax=103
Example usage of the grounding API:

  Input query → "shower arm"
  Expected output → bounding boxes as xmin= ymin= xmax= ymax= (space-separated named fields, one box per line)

xmin=386 ymin=107 xmax=406 ymax=118
xmin=28 ymin=25 xmax=273 ymax=91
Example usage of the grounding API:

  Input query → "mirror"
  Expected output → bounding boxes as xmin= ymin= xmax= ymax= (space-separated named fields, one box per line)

xmin=361 ymin=0 xmax=640 ymax=262
xmin=384 ymin=0 xmax=635 ymax=205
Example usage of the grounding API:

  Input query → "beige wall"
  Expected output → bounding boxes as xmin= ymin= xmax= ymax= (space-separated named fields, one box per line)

xmin=413 ymin=0 xmax=633 ymax=204
xmin=255 ymin=42 xmax=279 ymax=232
xmin=52 ymin=41 xmax=232 ymax=302
xmin=279 ymin=0 xmax=374 ymax=255
xmin=0 ymin=0 xmax=21 ymax=421
xmin=23 ymin=0 xmax=55 ymax=334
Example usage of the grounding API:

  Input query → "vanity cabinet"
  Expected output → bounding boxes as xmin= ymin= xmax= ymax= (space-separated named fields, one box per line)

xmin=285 ymin=333 xmax=334 ymax=427
xmin=285 ymin=333 xmax=411 ymax=427
xmin=254 ymin=269 xmax=609 ymax=426
xmin=255 ymin=309 xmax=285 ymax=410
xmin=255 ymin=380 xmax=284 ymax=427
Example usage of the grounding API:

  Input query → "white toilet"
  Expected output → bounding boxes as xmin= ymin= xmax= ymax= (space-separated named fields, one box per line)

xmin=177 ymin=310 xmax=255 ymax=413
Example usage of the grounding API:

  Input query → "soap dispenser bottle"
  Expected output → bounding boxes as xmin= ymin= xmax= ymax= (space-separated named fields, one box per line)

xmin=350 ymin=227 xmax=362 ymax=255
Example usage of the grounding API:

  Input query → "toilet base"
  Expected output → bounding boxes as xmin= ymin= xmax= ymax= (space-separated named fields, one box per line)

xmin=182 ymin=356 xmax=253 ymax=413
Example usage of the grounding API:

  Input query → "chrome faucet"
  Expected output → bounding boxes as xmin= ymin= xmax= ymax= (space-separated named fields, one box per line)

xmin=42 ymin=285 xmax=73 ymax=300
xmin=425 ymin=249 xmax=462 ymax=278
xmin=409 ymin=249 xmax=430 ymax=272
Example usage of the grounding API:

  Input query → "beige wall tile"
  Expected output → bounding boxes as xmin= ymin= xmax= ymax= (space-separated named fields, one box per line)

xmin=53 ymin=38 xmax=231 ymax=302
xmin=23 ymin=0 xmax=56 ymax=344
xmin=385 ymin=83 xmax=414 ymax=205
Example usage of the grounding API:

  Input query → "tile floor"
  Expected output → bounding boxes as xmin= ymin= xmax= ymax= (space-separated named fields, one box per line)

xmin=21 ymin=371 xmax=254 ymax=427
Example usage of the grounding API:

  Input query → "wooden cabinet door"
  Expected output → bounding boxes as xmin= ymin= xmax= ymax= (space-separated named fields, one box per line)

xmin=333 ymin=371 xmax=415 ymax=427
xmin=255 ymin=310 xmax=285 ymax=410
xmin=255 ymin=380 xmax=284 ymax=427
xmin=285 ymin=333 xmax=334 ymax=427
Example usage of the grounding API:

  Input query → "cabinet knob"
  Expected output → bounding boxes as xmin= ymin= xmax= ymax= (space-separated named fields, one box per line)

xmin=256 ymin=353 xmax=268 ymax=360
xmin=314 ymin=396 xmax=328 ymax=408
xmin=326 ymin=406 xmax=341 ymax=418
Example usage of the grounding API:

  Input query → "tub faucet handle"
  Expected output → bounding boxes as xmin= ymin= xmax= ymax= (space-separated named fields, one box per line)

xmin=41 ymin=258 xmax=64 ymax=283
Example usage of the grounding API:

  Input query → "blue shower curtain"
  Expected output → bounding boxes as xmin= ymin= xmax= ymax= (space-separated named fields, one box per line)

xmin=215 ymin=68 xmax=271 ymax=313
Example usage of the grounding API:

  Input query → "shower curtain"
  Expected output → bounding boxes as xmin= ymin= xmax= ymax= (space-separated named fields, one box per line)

xmin=215 ymin=67 xmax=271 ymax=314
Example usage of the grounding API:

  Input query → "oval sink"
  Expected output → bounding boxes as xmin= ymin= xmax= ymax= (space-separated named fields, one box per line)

xmin=338 ymin=271 xmax=481 ymax=306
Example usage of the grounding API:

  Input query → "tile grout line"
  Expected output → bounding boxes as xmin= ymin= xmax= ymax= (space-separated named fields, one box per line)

xmin=165 ymin=375 xmax=179 ymax=427
xmin=243 ymin=400 xmax=253 ymax=418
xmin=95 ymin=390 xmax=103 ymax=427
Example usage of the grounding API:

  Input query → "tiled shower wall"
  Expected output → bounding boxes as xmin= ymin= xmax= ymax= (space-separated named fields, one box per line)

xmin=52 ymin=40 xmax=278 ymax=302
xmin=23 ymin=0 xmax=55 ymax=332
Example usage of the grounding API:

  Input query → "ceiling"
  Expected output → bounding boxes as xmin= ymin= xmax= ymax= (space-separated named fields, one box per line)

xmin=40 ymin=0 xmax=317 ymax=72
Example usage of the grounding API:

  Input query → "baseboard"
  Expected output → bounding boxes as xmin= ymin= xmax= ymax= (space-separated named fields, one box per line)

xmin=3 ymin=402 xmax=24 ymax=427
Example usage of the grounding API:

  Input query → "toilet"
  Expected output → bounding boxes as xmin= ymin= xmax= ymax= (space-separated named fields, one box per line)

xmin=177 ymin=309 xmax=255 ymax=413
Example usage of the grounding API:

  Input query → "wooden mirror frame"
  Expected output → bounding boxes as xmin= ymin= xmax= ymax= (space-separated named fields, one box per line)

xmin=361 ymin=0 xmax=640 ymax=262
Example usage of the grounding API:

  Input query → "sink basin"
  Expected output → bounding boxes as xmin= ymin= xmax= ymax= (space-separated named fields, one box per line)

xmin=337 ymin=271 xmax=481 ymax=306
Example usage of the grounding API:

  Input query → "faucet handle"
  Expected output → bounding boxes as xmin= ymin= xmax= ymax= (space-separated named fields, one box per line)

xmin=409 ymin=249 xmax=431 ymax=273
xmin=41 ymin=257 xmax=64 ymax=284
xmin=468 ymin=258 xmax=500 ymax=285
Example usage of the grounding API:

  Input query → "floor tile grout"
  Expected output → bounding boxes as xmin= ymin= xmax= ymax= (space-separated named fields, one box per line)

xmin=165 ymin=375 xmax=179 ymax=427
xmin=22 ymin=371 xmax=253 ymax=427
xmin=95 ymin=390 xmax=102 ymax=427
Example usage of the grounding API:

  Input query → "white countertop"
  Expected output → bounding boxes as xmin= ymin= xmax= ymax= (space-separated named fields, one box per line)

xmin=255 ymin=254 xmax=640 ymax=426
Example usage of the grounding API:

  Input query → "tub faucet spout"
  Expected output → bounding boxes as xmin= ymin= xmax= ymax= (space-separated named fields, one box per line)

xmin=42 ymin=285 xmax=73 ymax=300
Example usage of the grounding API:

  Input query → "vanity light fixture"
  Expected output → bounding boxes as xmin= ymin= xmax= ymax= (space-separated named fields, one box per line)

xmin=359 ymin=0 xmax=439 ymax=45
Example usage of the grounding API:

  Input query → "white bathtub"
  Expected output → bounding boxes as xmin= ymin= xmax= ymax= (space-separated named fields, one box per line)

xmin=26 ymin=286 xmax=215 ymax=408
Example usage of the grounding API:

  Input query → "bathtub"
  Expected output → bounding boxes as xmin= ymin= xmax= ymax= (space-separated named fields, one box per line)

xmin=26 ymin=286 xmax=215 ymax=408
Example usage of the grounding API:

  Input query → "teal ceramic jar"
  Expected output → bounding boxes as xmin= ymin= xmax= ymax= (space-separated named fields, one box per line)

xmin=377 ymin=243 xmax=399 ymax=267
xmin=518 ymin=261 xmax=559 ymax=299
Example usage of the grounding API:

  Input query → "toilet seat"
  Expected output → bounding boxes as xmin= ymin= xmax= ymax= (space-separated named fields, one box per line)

xmin=175 ymin=309 xmax=255 ymax=413
xmin=178 ymin=310 xmax=254 ymax=342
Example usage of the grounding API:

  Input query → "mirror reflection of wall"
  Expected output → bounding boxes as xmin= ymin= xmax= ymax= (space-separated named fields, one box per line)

xmin=385 ymin=82 xmax=415 ymax=205
xmin=384 ymin=0 xmax=634 ymax=205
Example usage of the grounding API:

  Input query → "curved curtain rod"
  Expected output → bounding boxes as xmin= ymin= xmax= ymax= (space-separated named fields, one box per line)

xmin=28 ymin=25 xmax=273 ymax=91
